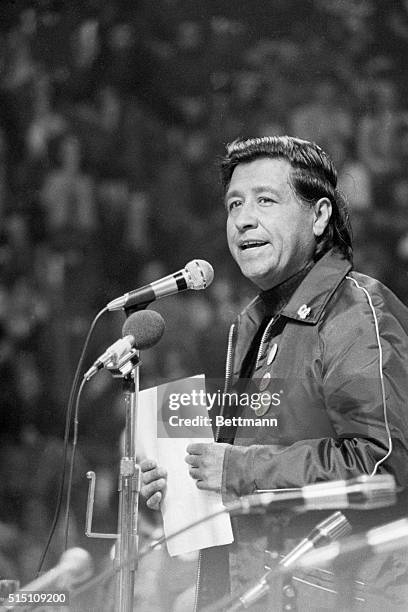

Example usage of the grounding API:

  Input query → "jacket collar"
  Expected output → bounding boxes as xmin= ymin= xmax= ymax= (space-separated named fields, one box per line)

xmin=243 ymin=249 xmax=352 ymax=326
xmin=281 ymin=249 xmax=352 ymax=323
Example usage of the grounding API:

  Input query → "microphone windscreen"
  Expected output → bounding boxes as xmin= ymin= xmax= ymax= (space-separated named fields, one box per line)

xmin=122 ymin=310 xmax=165 ymax=349
xmin=186 ymin=259 xmax=214 ymax=289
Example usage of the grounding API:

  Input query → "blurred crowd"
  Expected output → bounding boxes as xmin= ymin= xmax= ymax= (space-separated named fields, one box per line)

xmin=1 ymin=0 xmax=408 ymax=607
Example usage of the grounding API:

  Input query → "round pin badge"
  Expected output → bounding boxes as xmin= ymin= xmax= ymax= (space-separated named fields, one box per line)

xmin=255 ymin=390 xmax=272 ymax=416
xmin=259 ymin=371 xmax=271 ymax=391
xmin=267 ymin=343 xmax=278 ymax=366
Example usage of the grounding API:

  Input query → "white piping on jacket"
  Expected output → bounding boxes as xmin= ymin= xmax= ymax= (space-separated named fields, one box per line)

xmin=345 ymin=275 xmax=392 ymax=475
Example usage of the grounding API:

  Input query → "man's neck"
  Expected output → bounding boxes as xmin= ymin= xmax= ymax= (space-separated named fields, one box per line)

xmin=260 ymin=261 xmax=314 ymax=317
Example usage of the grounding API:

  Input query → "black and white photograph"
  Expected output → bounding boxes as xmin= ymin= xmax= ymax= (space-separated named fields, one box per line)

xmin=1 ymin=1 xmax=408 ymax=611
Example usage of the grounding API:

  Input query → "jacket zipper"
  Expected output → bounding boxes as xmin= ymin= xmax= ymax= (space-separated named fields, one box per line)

xmin=255 ymin=316 xmax=275 ymax=370
xmin=223 ymin=323 xmax=236 ymax=394
xmin=214 ymin=323 xmax=237 ymax=443
xmin=193 ymin=550 xmax=202 ymax=612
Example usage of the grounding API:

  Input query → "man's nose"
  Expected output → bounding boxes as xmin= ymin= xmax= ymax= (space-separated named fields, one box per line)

xmin=234 ymin=201 xmax=259 ymax=231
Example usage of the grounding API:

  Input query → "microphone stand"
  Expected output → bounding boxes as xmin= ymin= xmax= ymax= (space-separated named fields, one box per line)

xmin=85 ymin=348 xmax=142 ymax=612
xmin=115 ymin=360 xmax=140 ymax=612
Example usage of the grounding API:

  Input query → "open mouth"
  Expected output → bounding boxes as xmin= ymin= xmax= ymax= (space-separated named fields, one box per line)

xmin=239 ymin=240 xmax=268 ymax=251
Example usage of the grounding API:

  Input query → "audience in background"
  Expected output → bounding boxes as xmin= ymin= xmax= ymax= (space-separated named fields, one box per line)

xmin=0 ymin=0 xmax=408 ymax=598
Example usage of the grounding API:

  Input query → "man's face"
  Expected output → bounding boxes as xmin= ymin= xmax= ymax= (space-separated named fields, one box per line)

xmin=226 ymin=157 xmax=317 ymax=290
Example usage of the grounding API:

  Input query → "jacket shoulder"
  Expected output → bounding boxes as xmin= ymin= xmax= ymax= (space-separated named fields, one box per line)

xmin=321 ymin=270 xmax=408 ymax=338
xmin=346 ymin=271 xmax=408 ymax=316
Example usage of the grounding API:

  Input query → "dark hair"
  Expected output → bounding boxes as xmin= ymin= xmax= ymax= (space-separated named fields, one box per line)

xmin=220 ymin=136 xmax=353 ymax=261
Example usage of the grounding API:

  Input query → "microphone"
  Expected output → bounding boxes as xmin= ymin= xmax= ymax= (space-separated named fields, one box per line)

xmin=228 ymin=512 xmax=351 ymax=610
xmin=4 ymin=548 xmax=93 ymax=609
xmin=106 ymin=259 xmax=214 ymax=311
xmin=297 ymin=517 xmax=408 ymax=569
xmin=233 ymin=474 xmax=397 ymax=514
xmin=279 ymin=511 xmax=352 ymax=568
xmin=84 ymin=310 xmax=165 ymax=380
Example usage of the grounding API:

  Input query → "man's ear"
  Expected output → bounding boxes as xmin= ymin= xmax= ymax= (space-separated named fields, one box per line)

xmin=313 ymin=197 xmax=332 ymax=237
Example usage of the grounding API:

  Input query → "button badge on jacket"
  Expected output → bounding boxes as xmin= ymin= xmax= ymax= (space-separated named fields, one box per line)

xmin=259 ymin=371 xmax=271 ymax=391
xmin=255 ymin=344 xmax=278 ymax=416
xmin=255 ymin=389 xmax=274 ymax=416
xmin=267 ymin=343 xmax=278 ymax=365
xmin=297 ymin=304 xmax=311 ymax=319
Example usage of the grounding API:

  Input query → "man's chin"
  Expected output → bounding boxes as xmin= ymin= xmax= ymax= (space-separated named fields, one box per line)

xmin=238 ymin=266 xmax=279 ymax=290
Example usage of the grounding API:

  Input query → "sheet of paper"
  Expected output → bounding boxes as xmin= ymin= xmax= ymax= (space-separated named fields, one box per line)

xmin=138 ymin=375 xmax=233 ymax=556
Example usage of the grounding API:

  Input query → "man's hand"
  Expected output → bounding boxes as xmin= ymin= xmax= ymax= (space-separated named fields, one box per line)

xmin=140 ymin=459 xmax=167 ymax=510
xmin=185 ymin=443 xmax=229 ymax=492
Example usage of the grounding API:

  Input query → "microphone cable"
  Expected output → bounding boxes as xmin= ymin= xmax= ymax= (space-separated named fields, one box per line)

xmin=63 ymin=376 xmax=87 ymax=551
xmin=36 ymin=306 xmax=108 ymax=575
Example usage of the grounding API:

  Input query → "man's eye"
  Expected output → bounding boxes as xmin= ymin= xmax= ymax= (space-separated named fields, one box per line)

xmin=227 ymin=200 xmax=242 ymax=212
xmin=258 ymin=197 xmax=274 ymax=205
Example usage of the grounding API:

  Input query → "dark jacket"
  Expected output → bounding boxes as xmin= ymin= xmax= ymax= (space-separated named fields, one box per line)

xmin=197 ymin=249 xmax=408 ymax=611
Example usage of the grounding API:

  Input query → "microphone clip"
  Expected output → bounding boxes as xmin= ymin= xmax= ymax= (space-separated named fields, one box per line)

xmin=124 ymin=303 xmax=149 ymax=317
xmin=107 ymin=349 xmax=141 ymax=379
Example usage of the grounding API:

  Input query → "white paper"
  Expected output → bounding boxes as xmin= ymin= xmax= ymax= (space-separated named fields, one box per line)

xmin=138 ymin=375 xmax=233 ymax=556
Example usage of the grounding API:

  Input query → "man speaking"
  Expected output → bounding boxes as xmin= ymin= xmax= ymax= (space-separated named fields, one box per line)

xmin=141 ymin=136 xmax=408 ymax=610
